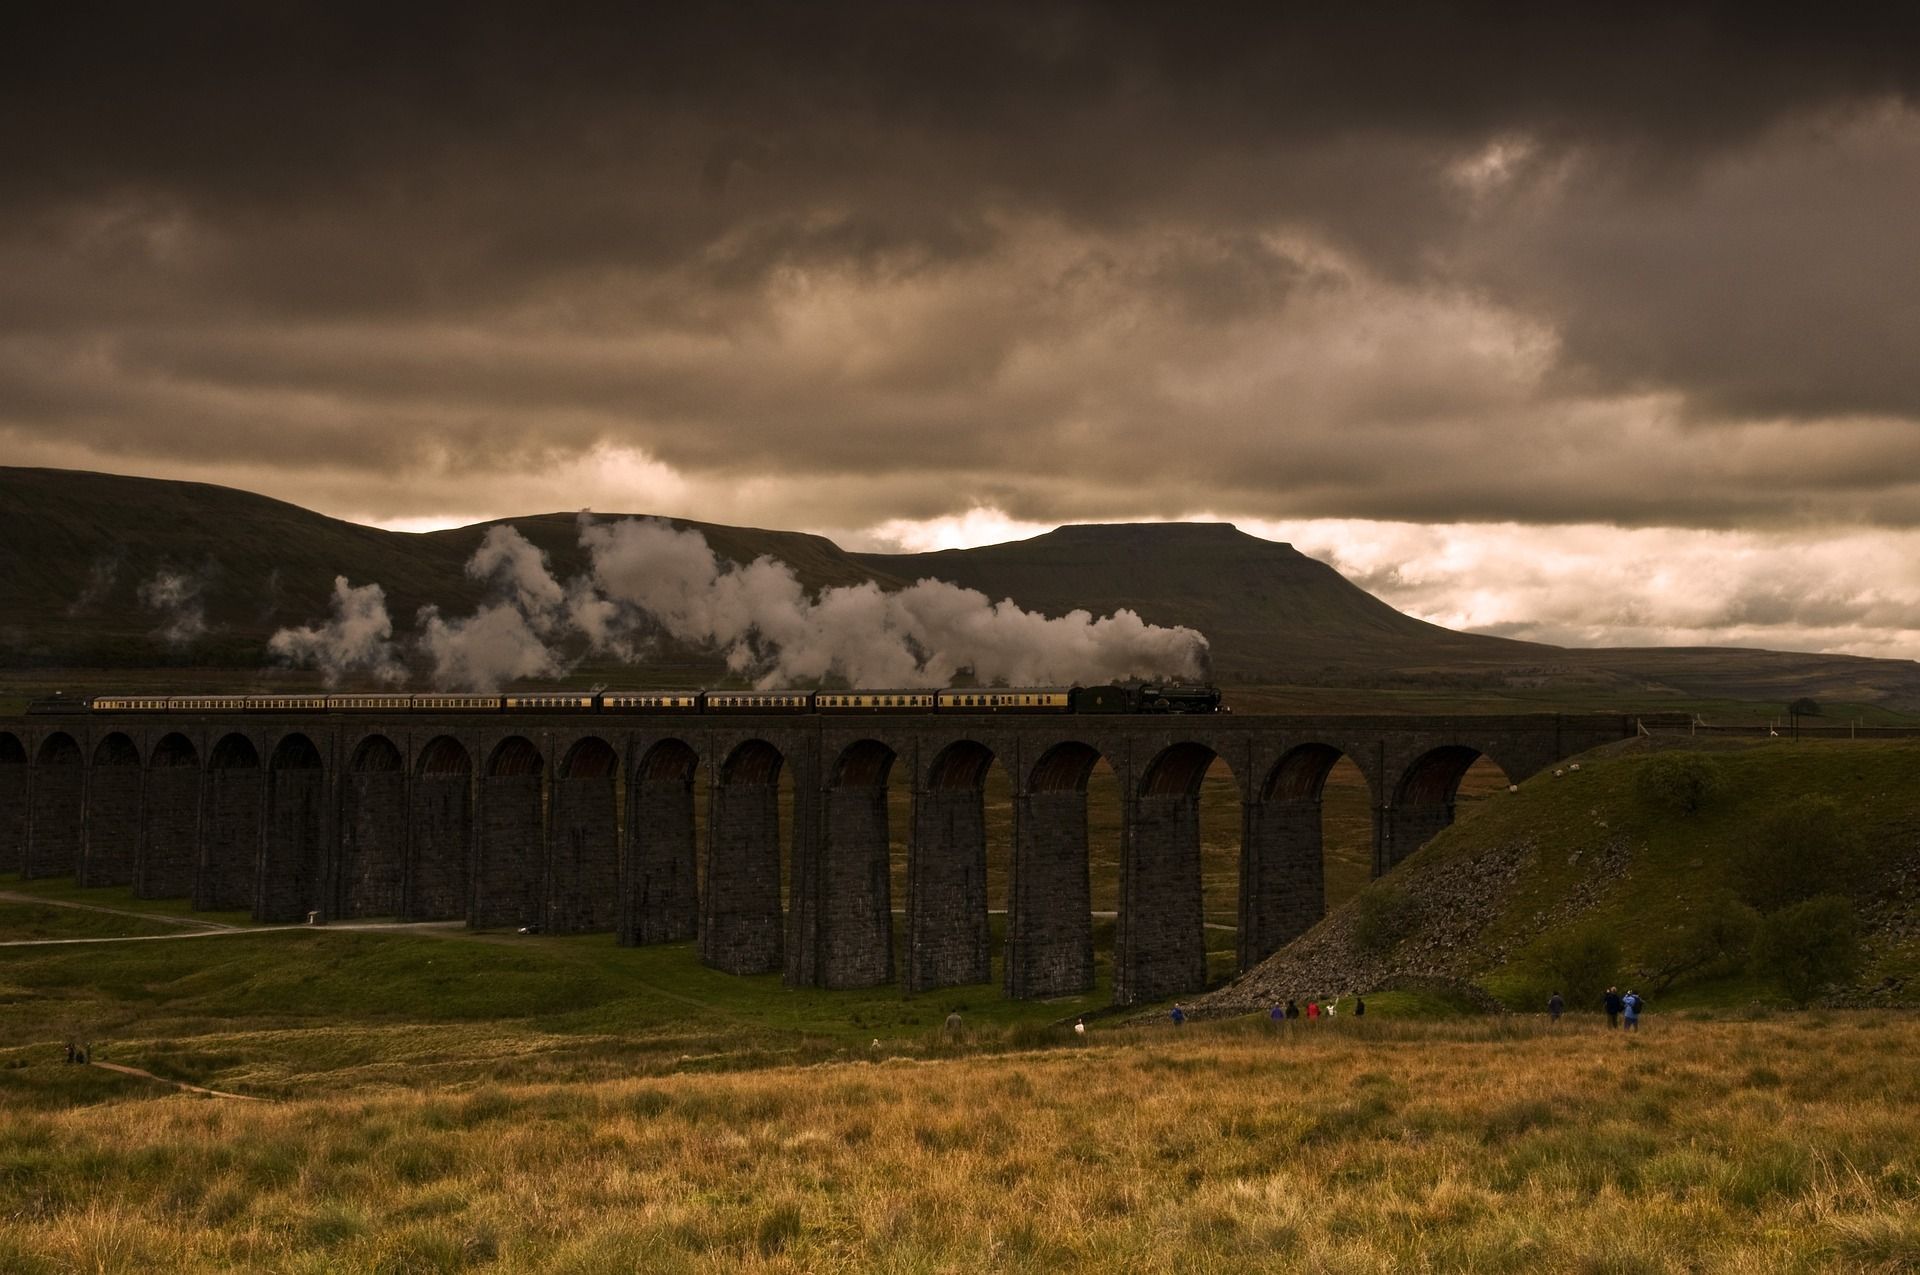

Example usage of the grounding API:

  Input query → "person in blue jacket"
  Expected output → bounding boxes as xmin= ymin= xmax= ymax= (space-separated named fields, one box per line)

xmin=1622 ymin=990 xmax=1642 ymax=1031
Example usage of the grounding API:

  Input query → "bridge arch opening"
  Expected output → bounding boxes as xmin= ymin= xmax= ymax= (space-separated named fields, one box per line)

xmin=92 ymin=733 xmax=140 ymax=767
xmin=197 ymin=733 xmax=261 ymax=911
xmin=27 ymin=732 xmax=83 ymax=879
xmin=0 ymin=732 xmax=24 ymax=765
xmin=270 ymin=734 xmax=322 ymax=770
xmin=559 ymin=737 xmax=617 ymax=780
xmin=625 ymin=739 xmax=701 ymax=947
xmin=477 ymin=736 xmax=545 ymax=929
xmin=349 ymin=735 xmax=403 ymax=773
xmin=1383 ymin=746 xmax=1511 ymax=874
xmin=341 ymin=735 xmax=406 ymax=919
xmin=409 ymin=736 xmax=472 ymax=921
xmin=209 ymin=734 xmax=259 ymax=770
xmin=139 ymin=733 xmax=201 ymax=900
xmin=701 ymin=739 xmax=791 ymax=975
xmin=151 ymin=733 xmax=198 ymax=768
xmin=1239 ymin=743 xmax=1376 ymax=970
xmin=82 ymin=733 xmax=142 ymax=887
xmin=417 ymin=736 xmax=472 ymax=777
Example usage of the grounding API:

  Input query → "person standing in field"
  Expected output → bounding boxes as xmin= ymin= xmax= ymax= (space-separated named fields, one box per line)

xmin=1170 ymin=1003 xmax=1186 ymax=1028
xmin=1073 ymin=1017 xmax=1087 ymax=1043
xmin=1548 ymin=992 xmax=1565 ymax=1024
xmin=1604 ymin=987 xmax=1624 ymax=1029
xmin=1306 ymin=999 xmax=1320 ymax=1022
xmin=944 ymin=1010 xmax=963 ymax=1041
xmin=1622 ymin=991 xmax=1642 ymax=1031
xmin=1269 ymin=1003 xmax=1285 ymax=1028
xmin=1354 ymin=996 xmax=1366 ymax=1018
xmin=1286 ymin=999 xmax=1300 ymax=1020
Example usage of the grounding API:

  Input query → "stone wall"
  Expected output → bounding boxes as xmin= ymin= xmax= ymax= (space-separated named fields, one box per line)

xmin=1115 ymin=792 xmax=1207 ymax=1005
xmin=623 ymin=779 xmax=698 ymax=945
xmin=475 ymin=774 xmax=543 ymax=929
xmin=340 ymin=770 xmax=407 ymax=917
xmin=701 ymin=780 xmax=783 ymax=974
xmin=905 ymin=787 xmax=991 ymax=991
xmin=27 ymin=753 xmax=84 ymax=879
xmin=80 ymin=743 xmax=141 ymax=887
xmin=196 ymin=767 xmax=260 ymax=910
xmin=407 ymin=774 xmax=470 ymax=920
xmin=0 ymin=754 xmax=24 ymax=875
xmin=140 ymin=767 xmax=199 ymax=899
xmin=1239 ymin=798 xmax=1325 ymax=969
xmin=258 ymin=766 xmax=325 ymax=922
xmin=548 ymin=775 xmax=618 ymax=933
xmin=819 ymin=784 xmax=893 ymax=988
xmin=1007 ymin=789 xmax=1094 ymax=999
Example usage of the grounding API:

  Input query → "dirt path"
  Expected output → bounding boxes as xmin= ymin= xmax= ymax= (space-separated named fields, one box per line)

xmin=0 ymin=918 xmax=466 ymax=948
xmin=0 ymin=889 xmax=235 ymax=930
xmin=87 ymin=1060 xmax=267 ymax=1102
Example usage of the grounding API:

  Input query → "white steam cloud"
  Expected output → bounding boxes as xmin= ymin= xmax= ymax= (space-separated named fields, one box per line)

xmin=269 ymin=518 xmax=1210 ymax=691
xmin=266 ymin=577 xmax=407 ymax=685
xmin=138 ymin=569 xmax=210 ymax=648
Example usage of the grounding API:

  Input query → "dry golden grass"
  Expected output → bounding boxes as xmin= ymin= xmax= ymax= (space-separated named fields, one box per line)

xmin=5 ymin=1015 xmax=1918 ymax=1273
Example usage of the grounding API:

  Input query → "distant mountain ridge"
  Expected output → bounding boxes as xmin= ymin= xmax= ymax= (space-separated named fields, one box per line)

xmin=3 ymin=466 xmax=1918 ymax=711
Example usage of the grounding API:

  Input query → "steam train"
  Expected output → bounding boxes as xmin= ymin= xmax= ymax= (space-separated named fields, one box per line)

xmin=27 ymin=683 xmax=1225 ymax=716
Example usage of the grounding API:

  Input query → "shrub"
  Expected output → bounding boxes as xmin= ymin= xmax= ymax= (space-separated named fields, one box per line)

xmin=1351 ymin=886 xmax=1421 ymax=954
xmin=1640 ymin=895 xmax=1759 ymax=993
xmin=1531 ymin=923 xmax=1622 ymax=1008
xmin=1633 ymin=752 xmax=1726 ymax=817
xmin=1750 ymin=895 xmax=1863 ymax=1006
xmin=1730 ymin=796 xmax=1867 ymax=912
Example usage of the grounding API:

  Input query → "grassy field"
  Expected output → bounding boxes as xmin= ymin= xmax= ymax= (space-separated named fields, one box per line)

xmin=1 ymin=1012 xmax=1916 ymax=1272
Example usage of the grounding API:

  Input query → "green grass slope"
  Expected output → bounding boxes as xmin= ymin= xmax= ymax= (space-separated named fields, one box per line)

xmin=1209 ymin=737 xmax=1920 ymax=1016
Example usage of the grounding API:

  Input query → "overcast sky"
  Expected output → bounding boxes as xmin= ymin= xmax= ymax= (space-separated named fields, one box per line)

xmin=7 ymin=5 xmax=1920 ymax=657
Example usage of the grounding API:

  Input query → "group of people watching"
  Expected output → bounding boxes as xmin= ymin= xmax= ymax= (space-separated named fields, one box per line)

xmin=1546 ymin=987 xmax=1644 ymax=1028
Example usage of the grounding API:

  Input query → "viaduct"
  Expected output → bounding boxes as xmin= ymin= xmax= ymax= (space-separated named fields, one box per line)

xmin=0 ymin=710 xmax=1643 ymax=1005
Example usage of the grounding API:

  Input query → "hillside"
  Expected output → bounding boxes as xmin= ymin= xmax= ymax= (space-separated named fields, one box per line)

xmin=1205 ymin=737 xmax=1920 ymax=1015
xmin=856 ymin=522 xmax=1550 ymax=677
xmin=5 ymin=467 xmax=1920 ymax=713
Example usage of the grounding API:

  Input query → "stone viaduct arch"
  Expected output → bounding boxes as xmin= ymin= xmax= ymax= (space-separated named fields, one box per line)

xmin=622 ymin=739 xmax=699 ymax=946
xmin=80 ymin=733 xmax=142 ymax=887
xmin=140 ymin=733 xmax=200 ymax=899
xmin=259 ymin=733 xmax=326 ymax=922
xmin=0 ymin=707 xmax=1640 ymax=1004
xmin=476 ymin=736 xmax=543 ymax=930
xmin=340 ymin=734 xmax=406 ymax=918
xmin=27 ymin=732 xmax=83 ymax=879
xmin=1008 ymin=740 xmax=1105 ymax=1000
xmin=701 ymin=738 xmax=787 ymax=975
xmin=197 ymin=733 xmax=260 ymax=910
xmin=906 ymin=739 xmax=998 ymax=992
xmin=409 ymin=736 xmax=471 ymax=921
xmin=0 ymin=731 xmax=24 ymax=875
xmin=550 ymin=736 xmax=619 ymax=934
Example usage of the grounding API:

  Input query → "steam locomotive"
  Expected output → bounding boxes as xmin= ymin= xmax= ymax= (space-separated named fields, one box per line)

xmin=27 ymin=683 xmax=1224 ymax=716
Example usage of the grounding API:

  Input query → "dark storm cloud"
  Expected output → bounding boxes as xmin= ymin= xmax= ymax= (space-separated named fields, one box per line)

xmin=4 ymin=3 xmax=1920 ymax=530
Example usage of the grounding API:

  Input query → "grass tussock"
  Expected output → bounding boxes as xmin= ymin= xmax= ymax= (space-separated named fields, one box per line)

xmin=1 ymin=1016 xmax=1917 ymax=1272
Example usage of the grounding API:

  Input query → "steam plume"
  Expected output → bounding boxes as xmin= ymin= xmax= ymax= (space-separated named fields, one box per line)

xmin=266 ymin=576 xmax=406 ymax=685
xmin=138 ymin=569 xmax=209 ymax=647
xmin=269 ymin=518 xmax=1210 ymax=691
